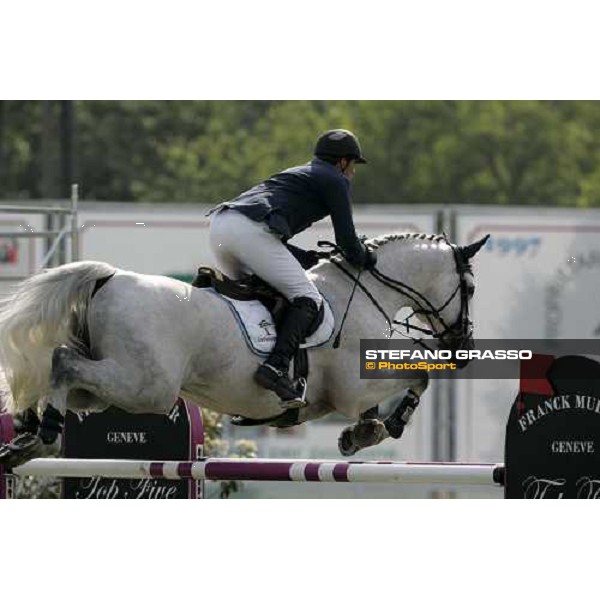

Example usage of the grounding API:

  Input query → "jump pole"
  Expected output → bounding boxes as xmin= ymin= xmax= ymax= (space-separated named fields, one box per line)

xmin=13 ymin=458 xmax=505 ymax=486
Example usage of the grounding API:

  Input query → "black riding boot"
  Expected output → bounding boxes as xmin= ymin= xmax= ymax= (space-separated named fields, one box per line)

xmin=254 ymin=296 xmax=320 ymax=409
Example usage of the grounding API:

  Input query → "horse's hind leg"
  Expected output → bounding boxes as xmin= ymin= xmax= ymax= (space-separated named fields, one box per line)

xmin=38 ymin=346 xmax=180 ymax=445
xmin=1 ymin=345 xmax=181 ymax=468
xmin=50 ymin=346 xmax=180 ymax=413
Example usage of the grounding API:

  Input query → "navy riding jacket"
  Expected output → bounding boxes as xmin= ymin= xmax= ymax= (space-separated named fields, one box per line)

xmin=206 ymin=157 xmax=367 ymax=267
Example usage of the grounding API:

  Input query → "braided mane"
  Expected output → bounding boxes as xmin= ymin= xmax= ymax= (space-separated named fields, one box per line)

xmin=365 ymin=232 xmax=446 ymax=250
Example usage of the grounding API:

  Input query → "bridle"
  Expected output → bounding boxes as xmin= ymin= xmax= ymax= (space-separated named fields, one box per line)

xmin=390 ymin=237 xmax=474 ymax=351
xmin=321 ymin=237 xmax=474 ymax=352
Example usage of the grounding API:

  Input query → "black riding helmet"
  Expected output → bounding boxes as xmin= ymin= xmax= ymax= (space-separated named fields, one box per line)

xmin=314 ymin=129 xmax=367 ymax=164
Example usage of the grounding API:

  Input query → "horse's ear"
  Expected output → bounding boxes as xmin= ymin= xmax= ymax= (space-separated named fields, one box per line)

xmin=460 ymin=234 xmax=490 ymax=260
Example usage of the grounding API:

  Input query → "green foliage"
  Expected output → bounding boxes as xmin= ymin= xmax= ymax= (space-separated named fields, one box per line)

xmin=2 ymin=100 xmax=600 ymax=206
xmin=201 ymin=408 xmax=257 ymax=499
xmin=13 ymin=474 xmax=60 ymax=499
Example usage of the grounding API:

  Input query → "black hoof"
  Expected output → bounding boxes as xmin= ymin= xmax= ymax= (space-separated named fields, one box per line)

xmin=0 ymin=433 xmax=43 ymax=469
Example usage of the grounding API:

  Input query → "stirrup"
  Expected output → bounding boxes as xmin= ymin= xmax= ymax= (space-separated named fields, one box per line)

xmin=276 ymin=376 xmax=308 ymax=410
xmin=254 ymin=364 xmax=308 ymax=409
xmin=295 ymin=377 xmax=308 ymax=406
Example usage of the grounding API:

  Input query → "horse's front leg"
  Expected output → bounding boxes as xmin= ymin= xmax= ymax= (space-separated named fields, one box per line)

xmin=337 ymin=388 xmax=423 ymax=457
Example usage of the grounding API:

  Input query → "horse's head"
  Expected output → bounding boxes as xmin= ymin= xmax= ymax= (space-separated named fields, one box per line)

xmin=366 ymin=233 xmax=489 ymax=368
xmin=432 ymin=235 xmax=489 ymax=366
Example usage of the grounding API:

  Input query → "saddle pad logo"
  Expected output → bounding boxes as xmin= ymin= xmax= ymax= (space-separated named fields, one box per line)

xmin=258 ymin=319 xmax=275 ymax=337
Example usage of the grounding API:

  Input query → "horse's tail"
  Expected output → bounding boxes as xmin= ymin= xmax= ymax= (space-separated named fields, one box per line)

xmin=0 ymin=261 xmax=116 ymax=415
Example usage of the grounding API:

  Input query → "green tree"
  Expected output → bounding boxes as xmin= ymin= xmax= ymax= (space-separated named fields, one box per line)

xmin=4 ymin=100 xmax=600 ymax=208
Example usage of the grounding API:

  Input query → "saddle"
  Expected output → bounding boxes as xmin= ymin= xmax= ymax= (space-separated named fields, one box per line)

xmin=191 ymin=266 xmax=323 ymax=337
xmin=191 ymin=267 xmax=325 ymax=428
xmin=191 ymin=266 xmax=288 ymax=328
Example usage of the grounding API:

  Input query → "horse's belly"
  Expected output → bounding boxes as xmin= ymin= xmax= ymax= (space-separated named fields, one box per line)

xmin=180 ymin=383 xmax=284 ymax=419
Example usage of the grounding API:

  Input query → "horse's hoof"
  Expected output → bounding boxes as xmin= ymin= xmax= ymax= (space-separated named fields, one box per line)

xmin=353 ymin=419 xmax=386 ymax=447
xmin=338 ymin=427 xmax=359 ymax=457
xmin=0 ymin=433 xmax=43 ymax=469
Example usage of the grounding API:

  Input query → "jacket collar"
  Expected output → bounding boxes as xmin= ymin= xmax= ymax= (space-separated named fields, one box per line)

xmin=311 ymin=156 xmax=350 ymax=182
xmin=311 ymin=156 xmax=337 ymax=170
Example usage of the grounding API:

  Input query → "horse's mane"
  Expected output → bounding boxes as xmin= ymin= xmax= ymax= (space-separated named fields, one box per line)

xmin=365 ymin=232 xmax=447 ymax=250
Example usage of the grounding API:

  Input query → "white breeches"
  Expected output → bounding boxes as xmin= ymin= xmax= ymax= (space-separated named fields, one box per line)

xmin=208 ymin=208 xmax=322 ymax=306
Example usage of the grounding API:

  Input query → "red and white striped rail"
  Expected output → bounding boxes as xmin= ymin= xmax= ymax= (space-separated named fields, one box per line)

xmin=12 ymin=458 xmax=505 ymax=486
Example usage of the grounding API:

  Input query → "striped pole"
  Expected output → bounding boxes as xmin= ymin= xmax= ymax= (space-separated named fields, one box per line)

xmin=12 ymin=458 xmax=505 ymax=486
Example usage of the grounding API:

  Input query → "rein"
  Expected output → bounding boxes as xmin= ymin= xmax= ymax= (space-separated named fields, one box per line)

xmin=318 ymin=238 xmax=472 ymax=350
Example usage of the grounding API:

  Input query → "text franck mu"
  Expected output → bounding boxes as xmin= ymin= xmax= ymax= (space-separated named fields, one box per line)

xmin=519 ymin=395 xmax=600 ymax=432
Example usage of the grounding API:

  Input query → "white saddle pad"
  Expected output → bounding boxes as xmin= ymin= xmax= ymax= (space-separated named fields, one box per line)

xmin=205 ymin=289 xmax=335 ymax=357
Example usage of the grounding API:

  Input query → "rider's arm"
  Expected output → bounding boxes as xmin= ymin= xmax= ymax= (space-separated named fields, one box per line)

xmin=321 ymin=177 xmax=368 ymax=267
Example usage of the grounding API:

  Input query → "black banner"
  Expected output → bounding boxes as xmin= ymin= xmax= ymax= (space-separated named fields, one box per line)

xmin=360 ymin=339 xmax=600 ymax=379
xmin=505 ymin=355 xmax=600 ymax=498
xmin=62 ymin=399 xmax=203 ymax=499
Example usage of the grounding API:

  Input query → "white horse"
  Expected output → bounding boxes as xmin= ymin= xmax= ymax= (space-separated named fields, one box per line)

xmin=0 ymin=232 xmax=488 ymax=465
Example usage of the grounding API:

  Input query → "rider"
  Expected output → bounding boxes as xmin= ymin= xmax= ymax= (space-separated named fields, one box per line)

xmin=206 ymin=129 xmax=377 ymax=408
